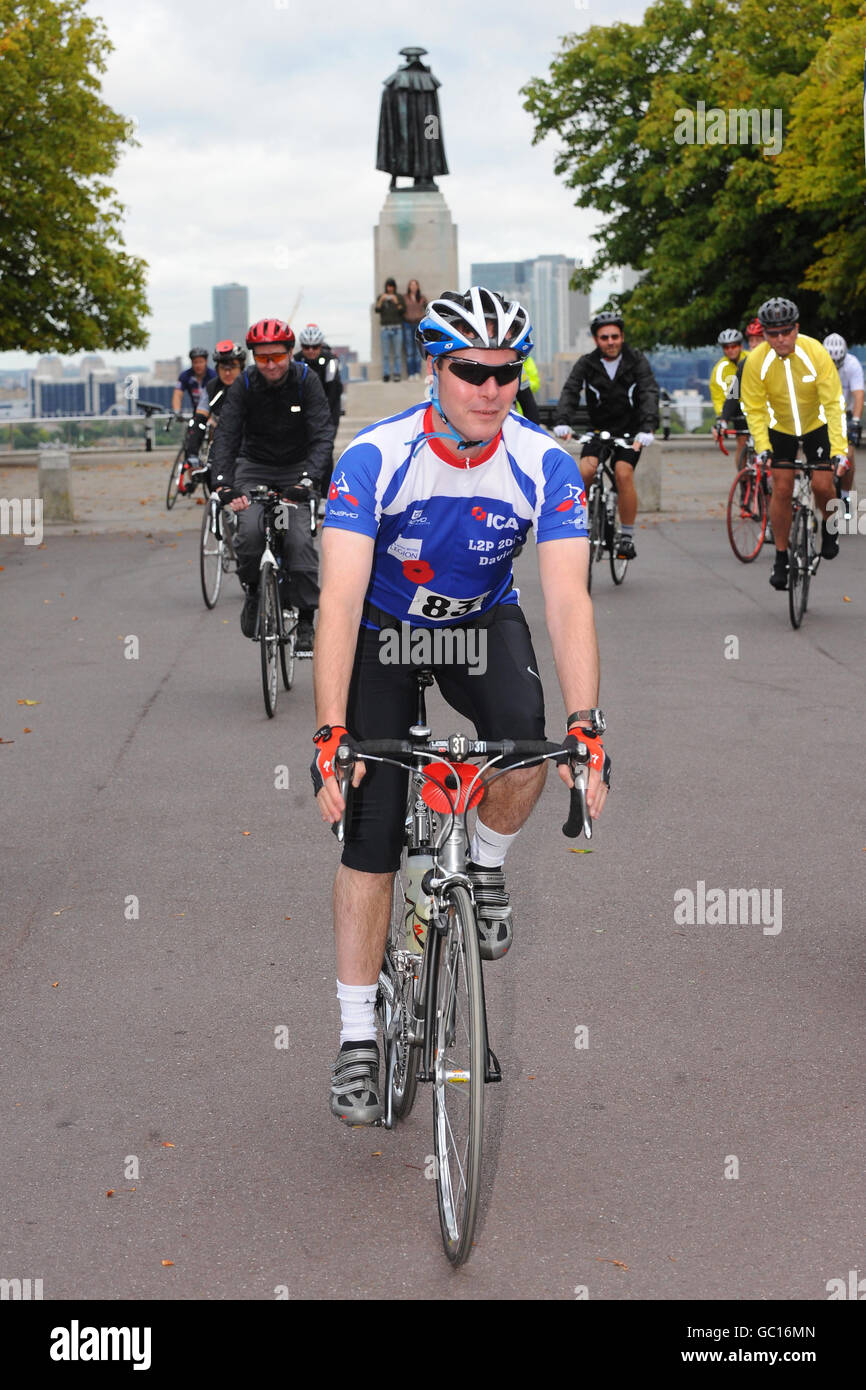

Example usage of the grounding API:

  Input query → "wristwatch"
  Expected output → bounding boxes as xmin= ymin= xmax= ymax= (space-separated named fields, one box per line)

xmin=566 ymin=708 xmax=606 ymax=736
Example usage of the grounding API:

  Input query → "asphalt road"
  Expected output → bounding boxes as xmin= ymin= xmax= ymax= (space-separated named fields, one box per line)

xmin=1 ymin=517 xmax=864 ymax=1302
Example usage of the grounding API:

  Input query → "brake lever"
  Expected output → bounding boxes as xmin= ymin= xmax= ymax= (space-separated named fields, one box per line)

xmin=562 ymin=761 xmax=592 ymax=840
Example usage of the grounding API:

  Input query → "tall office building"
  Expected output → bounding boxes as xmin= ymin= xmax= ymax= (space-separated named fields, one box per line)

xmin=212 ymin=283 xmax=249 ymax=346
xmin=190 ymin=322 xmax=214 ymax=351
xmin=469 ymin=256 xmax=589 ymax=367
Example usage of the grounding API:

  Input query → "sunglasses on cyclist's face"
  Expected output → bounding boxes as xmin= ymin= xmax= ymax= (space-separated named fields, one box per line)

xmin=763 ymin=326 xmax=797 ymax=338
xmin=443 ymin=357 xmax=522 ymax=387
xmin=253 ymin=351 xmax=290 ymax=365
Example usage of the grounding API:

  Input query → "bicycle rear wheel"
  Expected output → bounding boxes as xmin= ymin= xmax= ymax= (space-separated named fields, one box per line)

xmin=788 ymin=507 xmax=810 ymax=628
xmin=727 ymin=468 xmax=767 ymax=562
xmin=280 ymin=607 xmax=296 ymax=690
xmin=587 ymin=485 xmax=604 ymax=594
xmin=165 ymin=446 xmax=185 ymax=510
xmin=199 ymin=502 xmax=223 ymax=609
xmin=258 ymin=563 xmax=281 ymax=716
xmin=432 ymin=884 xmax=484 ymax=1265
xmin=378 ymin=851 xmax=420 ymax=1125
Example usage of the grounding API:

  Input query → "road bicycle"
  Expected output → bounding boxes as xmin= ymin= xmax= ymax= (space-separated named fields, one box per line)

xmin=245 ymin=484 xmax=319 ymax=716
xmin=164 ymin=414 xmax=211 ymax=510
xmin=783 ymin=462 xmax=832 ymax=630
xmin=578 ymin=431 xmax=630 ymax=592
xmin=723 ymin=431 xmax=773 ymax=562
xmin=199 ymin=492 xmax=239 ymax=609
xmin=333 ymin=673 xmax=594 ymax=1264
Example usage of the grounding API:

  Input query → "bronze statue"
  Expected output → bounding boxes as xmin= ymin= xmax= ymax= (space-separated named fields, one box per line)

xmin=376 ymin=47 xmax=449 ymax=192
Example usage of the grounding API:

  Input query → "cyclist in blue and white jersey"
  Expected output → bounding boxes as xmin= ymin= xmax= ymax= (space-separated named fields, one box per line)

xmin=309 ymin=286 xmax=610 ymax=1125
xmin=823 ymin=333 xmax=862 ymax=515
xmin=172 ymin=346 xmax=216 ymax=415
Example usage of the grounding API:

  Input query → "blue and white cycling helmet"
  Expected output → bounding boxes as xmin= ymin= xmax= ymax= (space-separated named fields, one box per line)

xmin=416 ymin=286 xmax=533 ymax=360
xmin=823 ymin=333 xmax=847 ymax=364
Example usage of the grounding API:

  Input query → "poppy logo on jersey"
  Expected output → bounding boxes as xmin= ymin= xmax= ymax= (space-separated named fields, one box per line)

xmin=471 ymin=506 xmax=519 ymax=530
xmin=402 ymin=560 xmax=435 ymax=584
xmin=328 ymin=470 xmax=359 ymax=505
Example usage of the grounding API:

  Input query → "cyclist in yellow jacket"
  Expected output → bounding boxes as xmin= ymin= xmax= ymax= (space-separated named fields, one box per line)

xmin=710 ymin=329 xmax=749 ymax=468
xmin=740 ymin=297 xmax=847 ymax=592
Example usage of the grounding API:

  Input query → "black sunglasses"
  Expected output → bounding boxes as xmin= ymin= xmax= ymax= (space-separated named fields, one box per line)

xmin=444 ymin=357 xmax=523 ymax=387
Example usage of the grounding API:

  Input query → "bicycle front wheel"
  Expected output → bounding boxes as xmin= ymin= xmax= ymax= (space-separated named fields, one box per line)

xmin=608 ymin=495 xmax=628 ymax=585
xmin=258 ymin=563 xmax=281 ymax=716
xmin=727 ymin=468 xmax=767 ymax=562
xmin=378 ymin=852 xmax=420 ymax=1125
xmin=587 ymin=485 xmax=604 ymax=593
xmin=165 ymin=446 xmax=185 ymax=510
xmin=432 ymin=884 xmax=485 ymax=1266
xmin=199 ymin=503 xmax=223 ymax=609
xmin=788 ymin=507 xmax=810 ymax=629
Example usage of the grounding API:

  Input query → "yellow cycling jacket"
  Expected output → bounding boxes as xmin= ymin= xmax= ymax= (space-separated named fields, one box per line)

xmin=709 ymin=350 xmax=748 ymax=415
xmin=740 ymin=335 xmax=847 ymax=456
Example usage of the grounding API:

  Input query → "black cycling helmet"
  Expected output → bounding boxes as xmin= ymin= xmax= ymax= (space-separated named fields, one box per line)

xmin=590 ymin=311 xmax=624 ymax=335
xmin=189 ymin=346 xmax=209 ymax=360
xmin=214 ymin=339 xmax=246 ymax=365
xmin=757 ymin=297 xmax=799 ymax=328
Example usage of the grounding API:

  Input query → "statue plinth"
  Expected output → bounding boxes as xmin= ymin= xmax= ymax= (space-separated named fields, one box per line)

xmin=370 ymin=189 xmax=459 ymax=379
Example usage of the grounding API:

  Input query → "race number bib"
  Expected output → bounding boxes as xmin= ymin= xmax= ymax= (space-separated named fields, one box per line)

xmin=406 ymin=586 xmax=489 ymax=622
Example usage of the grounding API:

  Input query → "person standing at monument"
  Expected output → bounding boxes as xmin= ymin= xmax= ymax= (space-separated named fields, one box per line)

xmin=374 ymin=279 xmax=406 ymax=382
xmin=402 ymin=280 xmax=428 ymax=379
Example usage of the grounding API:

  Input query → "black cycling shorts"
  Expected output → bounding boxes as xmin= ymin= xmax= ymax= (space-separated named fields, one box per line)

xmin=341 ymin=604 xmax=546 ymax=874
xmin=580 ymin=434 xmax=640 ymax=470
xmin=768 ymin=424 xmax=831 ymax=465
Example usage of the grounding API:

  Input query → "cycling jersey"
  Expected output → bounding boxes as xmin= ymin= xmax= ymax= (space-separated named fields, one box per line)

xmin=740 ymin=335 xmax=847 ymax=457
xmin=555 ymin=344 xmax=659 ymax=435
xmin=209 ymin=361 xmax=335 ymax=489
xmin=323 ymin=403 xmax=588 ymax=628
xmin=837 ymin=352 xmax=864 ymax=410
xmin=176 ymin=365 xmax=216 ymax=410
xmin=709 ymin=349 xmax=749 ymax=415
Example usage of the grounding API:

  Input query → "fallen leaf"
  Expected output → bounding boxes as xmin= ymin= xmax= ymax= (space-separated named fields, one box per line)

xmin=52 ymin=981 xmax=59 ymax=987
xmin=371 ymin=1151 xmax=382 ymax=1157
xmin=0 ymin=565 xmax=4 ymax=570
xmin=0 ymin=738 xmax=14 ymax=745
xmin=284 ymin=915 xmax=291 ymax=921
xmin=843 ymin=595 xmax=851 ymax=602
xmin=72 ymin=616 xmax=78 ymax=620
xmin=242 ymin=830 xmax=251 ymax=836
xmin=570 ymin=848 xmax=593 ymax=854
xmin=52 ymin=907 xmax=72 ymax=915
xmin=596 ymin=1257 xmax=629 ymax=1269
xmin=23 ymin=728 xmax=31 ymax=733
xmin=161 ymin=1141 xmax=175 ymax=1148
xmin=17 ymin=699 xmax=40 ymax=706
xmin=161 ymin=1260 xmax=174 ymax=1267
xmin=527 ymin=1075 xmax=536 ymax=1080
xmin=106 ymin=1189 xmax=115 ymax=1198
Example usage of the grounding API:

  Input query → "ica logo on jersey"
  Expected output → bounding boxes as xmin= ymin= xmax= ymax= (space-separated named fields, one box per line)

xmin=471 ymin=506 xmax=519 ymax=531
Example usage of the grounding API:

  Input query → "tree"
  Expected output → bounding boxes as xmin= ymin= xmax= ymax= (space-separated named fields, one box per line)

xmin=0 ymin=0 xmax=149 ymax=353
xmin=522 ymin=0 xmax=859 ymax=346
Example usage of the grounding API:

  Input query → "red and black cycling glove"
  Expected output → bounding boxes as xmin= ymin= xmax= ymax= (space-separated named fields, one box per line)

xmin=565 ymin=725 xmax=611 ymax=788
xmin=311 ymin=724 xmax=353 ymax=795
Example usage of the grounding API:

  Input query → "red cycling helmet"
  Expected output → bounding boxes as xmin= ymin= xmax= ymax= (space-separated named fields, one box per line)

xmin=746 ymin=318 xmax=764 ymax=337
xmin=245 ymin=318 xmax=295 ymax=349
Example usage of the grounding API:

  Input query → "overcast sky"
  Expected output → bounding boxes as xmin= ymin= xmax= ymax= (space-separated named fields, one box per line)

xmin=1 ymin=0 xmax=649 ymax=371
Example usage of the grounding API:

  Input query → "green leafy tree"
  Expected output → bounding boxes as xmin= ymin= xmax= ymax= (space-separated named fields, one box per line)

xmin=522 ymin=0 xmax=859 ymax=345
xmin=0 ymin=0 xmax=149 ymax=353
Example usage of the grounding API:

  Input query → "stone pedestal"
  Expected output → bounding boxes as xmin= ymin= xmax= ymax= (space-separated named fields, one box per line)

xmin=371 ymin=189 xmax=458 ymax=380
xmin=38 ymin=445 xmax=74 ymax=522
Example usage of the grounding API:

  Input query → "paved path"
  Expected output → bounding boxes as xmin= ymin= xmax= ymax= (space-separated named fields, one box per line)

xmin=1 ymin=518 xmax=863 ymax=1300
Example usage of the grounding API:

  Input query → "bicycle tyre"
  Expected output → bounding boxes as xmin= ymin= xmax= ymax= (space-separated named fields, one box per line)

xmin=587 ymin=485 xmax=604 ymax=594
xmin=280 ymin=607 xmax=296 ymax=691
xmin=432 ymin=884 xmax=485 ymax=1266
xmin=259 ymin=563 xmax=280 ymax=717
xmin=788 ymin=506 xmax=809 ymax=629
xmin=377 ymin=851 xmax=420 ymax=1123
xmin=726 ymin=468 xmax=767 ymax=562
xmin=165 ymin=446 xmax=185 ymax=511
xmin=199 ymin=502 xmax=223 ymax=609
xmin=608 ymin=494 xmax=628 ymax=585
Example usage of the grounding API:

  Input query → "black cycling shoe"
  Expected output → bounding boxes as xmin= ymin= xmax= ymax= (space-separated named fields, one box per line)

xmin=240 ymin=588 xmax=259 ymax=638
xmin=769 ymin=553 xmax=789 ymax=590
xmin=616 ymin=535 xmax=636 ymax=560
xmin=821 ymin=523 xmax=840 ymax=559
xmin=296 ymin=619 xmax=315 ymax=653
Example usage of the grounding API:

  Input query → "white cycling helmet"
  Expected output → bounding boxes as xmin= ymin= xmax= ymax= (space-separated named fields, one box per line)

xmin=823 ymin=333 xmax=847 ymax=364
xmin=299 ymin=323 xmax=325 ymax=347
xmin=717 ymin=328 xmax=743 ymax=346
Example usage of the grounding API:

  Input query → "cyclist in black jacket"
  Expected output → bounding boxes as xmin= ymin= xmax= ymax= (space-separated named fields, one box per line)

xmin=180 ymin=339 xmax=246 ymax=493
xmin=553 ymin=312 xmax=659 ymax=560
xmin=210 ymin=317 xmax=336 ymax=652
xmin=297 ymin=323 xmax=343 ymax=501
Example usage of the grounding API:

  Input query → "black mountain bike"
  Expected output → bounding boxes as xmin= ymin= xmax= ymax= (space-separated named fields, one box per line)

xmin=334 ymin=672 xmax=594 ymax=1264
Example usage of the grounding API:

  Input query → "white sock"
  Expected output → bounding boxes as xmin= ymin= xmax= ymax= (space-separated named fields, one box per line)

xmin=336 ymin=979 xmax=378 ymax=1046
xmin=470 ymin=818 xmax=520 ymax=869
